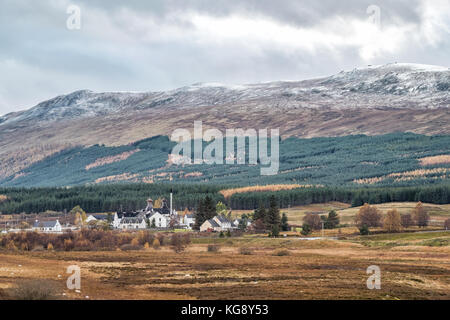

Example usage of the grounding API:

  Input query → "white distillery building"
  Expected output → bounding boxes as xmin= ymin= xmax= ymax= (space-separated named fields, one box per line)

xmin=32 ymin=220 xmax=62 ymax=233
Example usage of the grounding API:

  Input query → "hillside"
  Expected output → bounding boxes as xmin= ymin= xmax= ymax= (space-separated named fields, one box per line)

xmin=0 ymin=133 xmax=449 ymax=188
xmin=0 ymin=63 xmax=449 ymax=184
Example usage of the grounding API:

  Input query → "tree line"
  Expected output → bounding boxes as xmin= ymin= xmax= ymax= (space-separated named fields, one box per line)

xmin=0 ymin=184 xmax=449 ymax=214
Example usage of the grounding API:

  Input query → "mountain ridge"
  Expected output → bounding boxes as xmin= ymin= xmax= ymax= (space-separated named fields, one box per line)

xmin=1 ymin=62 xmax=449 ymax=126
xmin=0 ymin=63 xmax=449 ymax=182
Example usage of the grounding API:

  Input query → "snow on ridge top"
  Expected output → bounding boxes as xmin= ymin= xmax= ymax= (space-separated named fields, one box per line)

xmin=358 ymin=63 xmax=449 ymax=72
xmin=185 ymin=82 xmax=250 ymax=91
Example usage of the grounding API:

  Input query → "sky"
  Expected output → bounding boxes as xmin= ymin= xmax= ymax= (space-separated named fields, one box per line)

xmin=0 ymin=0 xmax=449 ymax=115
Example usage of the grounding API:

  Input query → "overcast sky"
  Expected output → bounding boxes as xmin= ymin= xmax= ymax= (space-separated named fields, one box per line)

xmin=0 ymin=0 xmax=449 ymax=115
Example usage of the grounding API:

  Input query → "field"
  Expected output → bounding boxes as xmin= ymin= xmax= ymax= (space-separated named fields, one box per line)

xmin=233 ymin=201 xmax=450 ymax=225
xmin=1 ymin=201 xmax=449 ymax=300
xmin=0 ymin=231 xmax=449 ymax=300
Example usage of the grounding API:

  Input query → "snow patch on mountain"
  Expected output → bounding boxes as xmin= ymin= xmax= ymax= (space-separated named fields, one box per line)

xmin=1 ymin=63 xmax=448 ymax=127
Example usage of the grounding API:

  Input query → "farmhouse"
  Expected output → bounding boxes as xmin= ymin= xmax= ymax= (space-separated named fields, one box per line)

xmin=200 ymin=215 xmax=232 ymax=232
xmin=148 ymin=211 xmax=168 ymax=228
xmin=86 ymin=214 xmax=108 ymax=223
xmin=118 ymin=217 xmax=147 ymax=230
xmin=183 ymin=214 xmax=195 ymax=229
xmin=32 ymin=220 xmax=62 ymax=233
xmin=212 ymin=215 xmax=232 ymax=230
xmin=200 ymin=218 xmax=221 ymax=232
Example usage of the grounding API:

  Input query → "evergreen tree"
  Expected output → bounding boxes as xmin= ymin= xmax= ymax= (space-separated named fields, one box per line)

xmin=194 ymin=196 xmax=216 ymax=230
xmin=203 ymin=196 xmax=216 ymax=220
xmin=301 ymin=223 xmax=311 ymax=236
xmin=194 ymin=199 xmax=205 ymax=230
xmin=271 ymin=224 xmax=280 ymax=237
xmin=253 ymin=201 xmax=267 ymax=221
xmin=266 ymin=195 xmax=280 ymax=229
xmin=280 ymin=213 xmax=289 ymax=231
xmin=324 ymin=210 xmax=340 ymax=229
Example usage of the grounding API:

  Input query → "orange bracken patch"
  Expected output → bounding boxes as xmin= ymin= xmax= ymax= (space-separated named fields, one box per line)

xmin=419 ymin=155 xmax=450 ymax=166
xmin=219 ymin=184 xmax=315 ymax=199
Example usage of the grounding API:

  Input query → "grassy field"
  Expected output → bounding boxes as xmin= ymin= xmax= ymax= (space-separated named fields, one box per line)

xmin=233 ymin=201 xmax=450 ymax=225
xmin=0 ymin=201 xmax=449 ymax=300
xmin=0 ymin=230 xmax=449 ymax=300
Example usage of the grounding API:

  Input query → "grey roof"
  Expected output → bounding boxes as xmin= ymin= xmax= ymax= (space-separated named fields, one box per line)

xmin=92 ymin=214 xmax=108 ymax=220
xmin=33 ymin=220 xmax=58 ymax=228
xmin=148 ymin=211 xmax=162 ymax=219
xmin=185 ymin=214 xmax=194 ymax=218
xmin=207 ymin=219 xmax=220 ymax=228
xmin=215 ymin=215 xmax=230 ymax=224
xmin=118 ymin=212 xmax=140 ymax=218
xmin=120 ymin=217 xmax=145 ymax=224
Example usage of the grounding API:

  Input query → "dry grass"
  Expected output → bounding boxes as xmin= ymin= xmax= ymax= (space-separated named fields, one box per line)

xmin=354 ymin=168 xmax=450 ymax=184
xmin=233 ymin=202 xmax=450 ymax=227
xmin=85 ymin=150 xmax=138 ymax=170
xmin=419 ymin=155 xmax=450 ymax=166
xmin=7 ymin=279 xmax=60 ymax=300
xmin=219 ymin=184 xmax=313 ymax=199
xmin=0 ymin=231 xmax=448 ymax=300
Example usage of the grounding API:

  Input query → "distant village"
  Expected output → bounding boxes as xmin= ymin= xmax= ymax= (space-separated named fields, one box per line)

xmin=1 ymin=195 xmax=251 ymax=234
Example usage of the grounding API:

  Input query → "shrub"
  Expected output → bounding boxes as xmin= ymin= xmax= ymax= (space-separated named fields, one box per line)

xmin=384 ymin=209 xmax=402 ymax=232
xmin=130 ymin=238 xmax=139 ymax=247
xmin=144 ymin=242 xmax=150 ymax=249
xmin=156 ymin=234 xmax=166 ymax=246
xmin=9 ymin=279 xmax=59 ymax=300
xmin=444 ymin=219 xmax=450 ymax=230
xmin=359 ymin=224 xmax=370 ymax=235
xmin=47 ymin=243 xmax=54 ymax=251
xmin=303 ymin=213 xmax=322 ymax=230
xmin=301 ymin=224 xmax=312 ymax=236
xmin=6 ymin=240 xmax=17 ymax=251
xmin=63 ymin=239 xmax=74 ymax=251
xmin=355 ymin=203 xmax=382 ymax=228
xmin=207 ymin=244 xmax=220 ymax=252
xmin=401 ymin=214 xmax=414 ymax=228
xmin=152 ymin=238 xmax=161 ymax=250
xmin=170 ymin=233 xmax=190 ymax=253
xmin=239 ymin=247 xmax=253 ymax=255
xmin=138 ymin=231 xmax=154 ymax=246
xmin=273 ymin=249 xmax=290 ymax=256
xmin=120 ymin=244 xmax=142 ymax=251
xmin=412 ymin=202 xmax=430 ymax=227
xmin=73 ymin=239 xmax=93 ymax=251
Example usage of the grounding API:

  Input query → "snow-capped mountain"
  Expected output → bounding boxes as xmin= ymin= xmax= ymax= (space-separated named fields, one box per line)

xmin=1 ymin=63 xmax=448 ymax=127
xmin=0 ymin=63 xmax=449 ymax=162
xmin=0 ymin=63 xmax=449 ymax=184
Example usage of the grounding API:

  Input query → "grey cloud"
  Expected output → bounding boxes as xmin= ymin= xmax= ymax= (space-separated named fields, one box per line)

xmin=0 ymin=0 xmax=448 ymax=115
